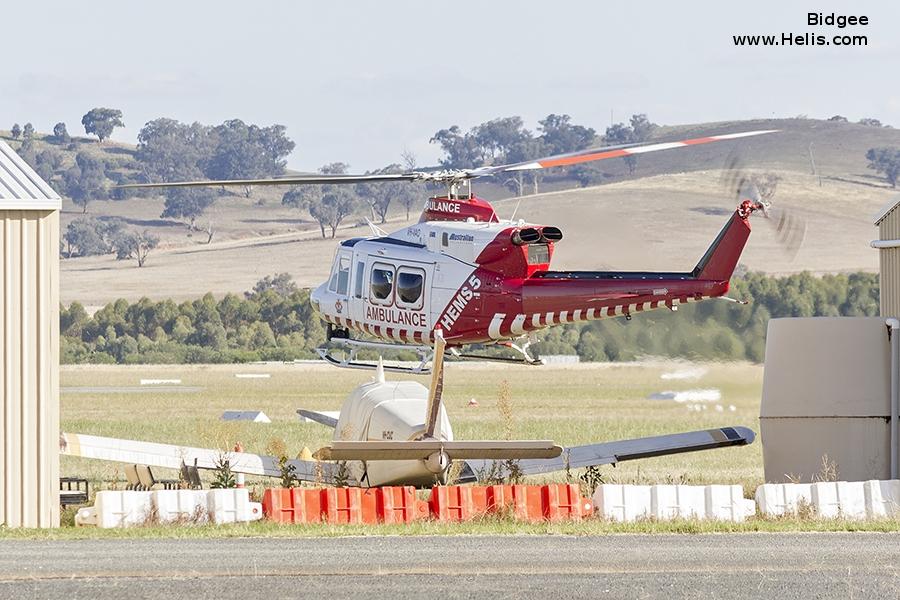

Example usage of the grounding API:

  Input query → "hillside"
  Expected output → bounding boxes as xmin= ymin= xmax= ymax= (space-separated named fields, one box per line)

xmin=5 ymin=118 xmax=896 ymax=306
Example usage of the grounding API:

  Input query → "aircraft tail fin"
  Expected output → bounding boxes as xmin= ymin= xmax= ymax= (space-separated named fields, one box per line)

xmin=692 ymin=202 xmax=758 ymax=281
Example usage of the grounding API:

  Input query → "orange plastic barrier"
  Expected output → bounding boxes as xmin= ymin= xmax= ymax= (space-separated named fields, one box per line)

xmin=377 ymin=486 xmax=428 ymax=523
xmin=487 ymin=484 xmax=544 ymax=521
xmin=264 ymin=484 xmax=594 ymax=525
xmin=542 ymin=483 xmax=593 ymax=521
xmin=322 ymin=487 xmax=378 ymax=524
xmin=429 ymin=485 xmax=489 ymax=521
xmin=262 ymin=487 xmax=323 ymax=524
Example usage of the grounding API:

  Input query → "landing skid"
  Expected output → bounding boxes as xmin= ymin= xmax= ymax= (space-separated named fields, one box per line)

xmin=317 ymin=338 xmax=434 ymax=374
xmin=450 ymin=340 xmax=544 ymax=367
xmin=316 ymin=337 xmax=544 ymax=372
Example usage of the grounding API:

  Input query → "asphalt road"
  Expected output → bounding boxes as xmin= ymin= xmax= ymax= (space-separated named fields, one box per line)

xmin=2 ymin=533 xmax=899 ymax=599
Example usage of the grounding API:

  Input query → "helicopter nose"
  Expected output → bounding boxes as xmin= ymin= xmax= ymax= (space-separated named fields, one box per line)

xmin=310 ymin=285 xmax=325 ymax=313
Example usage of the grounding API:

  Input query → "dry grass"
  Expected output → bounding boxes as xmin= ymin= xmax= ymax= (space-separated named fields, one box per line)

xmin=11 ymin=514 xmax=900 ymax=540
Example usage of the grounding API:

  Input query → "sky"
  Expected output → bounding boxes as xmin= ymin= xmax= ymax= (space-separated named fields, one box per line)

xmin=2 ymin=1 xmax=897 ymax=171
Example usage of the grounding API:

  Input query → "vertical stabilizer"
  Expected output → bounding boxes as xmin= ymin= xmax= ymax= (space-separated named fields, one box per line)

xmin=693 ymin=203 xmax=756 ymax=281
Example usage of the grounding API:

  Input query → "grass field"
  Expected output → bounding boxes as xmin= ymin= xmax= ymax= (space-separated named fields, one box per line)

xmin=61 ymin=361 xmax=764 ymax=494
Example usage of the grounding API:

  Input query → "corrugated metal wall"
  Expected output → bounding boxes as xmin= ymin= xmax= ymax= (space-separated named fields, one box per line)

xmin=880 ymin=212 xmax=900 ymax=318
xmin=0 ymin=210 xmax=59 ymax=527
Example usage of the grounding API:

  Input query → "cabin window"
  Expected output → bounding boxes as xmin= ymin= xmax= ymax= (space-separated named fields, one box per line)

xmin=442 ymin=232 xmax=449 ymax=247
xmin=329 ymin=253 xmax=352 ymax=295
xmin=370 ymin=263 xmax=395 ymax=304
xmin=396 ymin=268 xmax=425 ymax=309
xmin=527 ymin=243 xmax=550 ymax=265
xmin=354 ymin=261 xmax=365 ymax=298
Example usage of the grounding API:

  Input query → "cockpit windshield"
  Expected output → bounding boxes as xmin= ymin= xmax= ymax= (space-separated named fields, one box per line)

xmin=328 ymin=252 xmax=351 ymax=295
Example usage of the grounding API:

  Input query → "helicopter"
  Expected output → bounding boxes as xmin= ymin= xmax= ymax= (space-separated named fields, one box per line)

xmin=125 ymin=128 xmax=800 ymax=373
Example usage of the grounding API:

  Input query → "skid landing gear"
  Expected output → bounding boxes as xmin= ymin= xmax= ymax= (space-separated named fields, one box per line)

xmin=317 ymin=338 xmax=435 ymax=374
xmin=317 ymin=331 xmax=544 ymax=372
xmin=450 ymin=339 xmax=544 ymax=366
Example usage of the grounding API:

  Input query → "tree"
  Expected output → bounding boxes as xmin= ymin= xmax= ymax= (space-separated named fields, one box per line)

xmin=628 ymin=114 xmax=656 ymax=142
xmin=161 ymin=187 xmax=218 ymax=229
xmin=538 ymin=114 xmax=596 ymax=155
xmin=313 ymin=186 xmax=358 ymax=238
xmin=859 ymin=118 xmax=885 ymax=127
xmin=828 ymin=115 xmax=849 ymax=122
xmin=472 ymin=116 xmax=530 ymax=163
xmin=33 ymin=149 xmax=64 ymax=183
xmin=16 ymin=138 xmax=36 ymax=166
xmin=430 ymin=125 xmax=481 ymax=169
xmin=22 ymin=123 xmax=34 ymax=141
xmin=64 ymin=152 xmax=107 ymax=213
xmin=136 ymin=118 xmax=214 ymax=182
xmin=81 ymin=107 xmax=124 ymax=143
xmin=355 ymin=164 xmax=419 ymax=223
xmin=866 ymin=147 xmax=900 ymax=187
xmin=135 ymin=118 xmax=220 ymax=227
xmin=604 ymin=113 xmax=657 ymax=176
xmin=204 ymin=119 xmax=295 ymax=196
xmin=53 ymin=122 xmax=70 ymax=142
xmin=113 ymin=229 xmax=160 ymax=267
xmin=399 ymin=150 xmax=421 ymax=219
xmin=248 ymin=273 xmax=297 ymax=298
xmin=504 ymin=137 xmax=549 ymax=195
xmin=10 ymin=124 xmax=20 ymax=140
xmin=63 ymin=217 xmax=122 ymax=257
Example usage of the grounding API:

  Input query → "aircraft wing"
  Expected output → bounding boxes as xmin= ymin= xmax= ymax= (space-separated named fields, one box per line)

xmin=297 ymin=409 xmax=339 ymax=428
xmin=61 ymin=432 xmax=344 ymax=485
xmin=457 ymin=426 xmax=754 ymax=483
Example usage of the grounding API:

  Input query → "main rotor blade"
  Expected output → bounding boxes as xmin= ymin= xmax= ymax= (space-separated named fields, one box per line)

xmin=118 ymin=172 xmax=424 ymax=189
xmin=473 ymin=129 xmax=779 ymax=176
xmin=117 ymin=129 xmax=778 ymax=190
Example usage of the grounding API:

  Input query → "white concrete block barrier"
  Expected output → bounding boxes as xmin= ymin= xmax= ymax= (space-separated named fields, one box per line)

xmin=593 ymin=484 xmax=754 ymax=523
xmin=153 ymin=489 xmax=210 ymax=523
xmin=75 ymin=491 xmax=153 ymax=528
xmin=75 ymin=489 xmax=263 ymax=528
xmin=756 ymin=480 xmax=900 ymax=519
xmin=207 ymin=488 xmax=263 ymax=524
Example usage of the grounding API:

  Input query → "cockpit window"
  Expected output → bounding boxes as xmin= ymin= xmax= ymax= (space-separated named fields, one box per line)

xmin=329 ymin=253 xmax=351 ymax=295
xmin=354 ymin=261 xmax=365 ymax=298
xmin=396 ymin=268 xmax=425 ymax=308
xmin=370 ymin=264 xmax=394 ymax=303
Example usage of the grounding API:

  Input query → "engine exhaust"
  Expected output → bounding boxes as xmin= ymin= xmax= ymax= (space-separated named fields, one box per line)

xmin=511 ymin=227 xmax=542 ymax=245
xmin=540 ymin=226 xmax=563 ymax=243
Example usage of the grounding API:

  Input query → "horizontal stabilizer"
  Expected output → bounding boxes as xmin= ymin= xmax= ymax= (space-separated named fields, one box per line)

xmin=315 ymin=440 xmax=562 ymax=461
xmin=460 ymin=426 xmax=755 ymax=482
xmin=60 ymin=432 xmax=343 ymax=484
xmin=296 ymin=409 xmax=339 ymax=428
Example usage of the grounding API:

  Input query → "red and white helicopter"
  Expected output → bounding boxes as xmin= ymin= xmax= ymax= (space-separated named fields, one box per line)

xmin=132 ymin=128 xmax=796 ymax=372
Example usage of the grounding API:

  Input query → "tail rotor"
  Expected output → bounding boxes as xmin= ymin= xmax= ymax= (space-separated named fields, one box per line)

xmin=721 ymin=154 xmax=806 ymax=260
